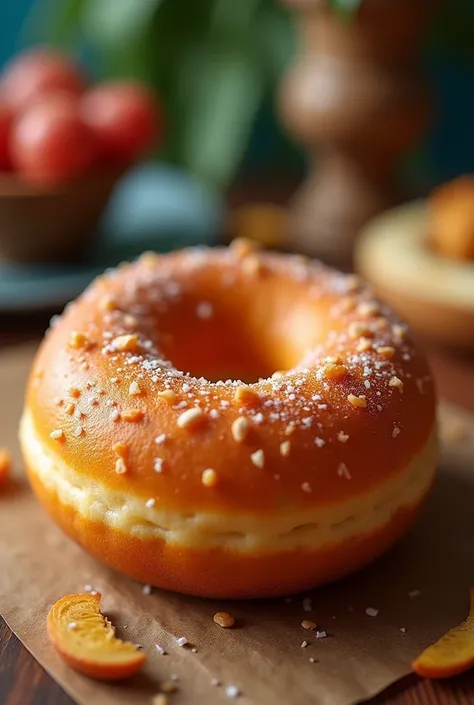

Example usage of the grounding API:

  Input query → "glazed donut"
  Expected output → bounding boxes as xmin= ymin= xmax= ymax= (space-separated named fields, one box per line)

xmin=20 ymin=240 xmax=437 ymax=598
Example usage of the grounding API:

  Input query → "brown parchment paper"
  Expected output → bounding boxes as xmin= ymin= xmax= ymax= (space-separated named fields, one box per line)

xmin=1 ymin=344 xmax=474 ymax=705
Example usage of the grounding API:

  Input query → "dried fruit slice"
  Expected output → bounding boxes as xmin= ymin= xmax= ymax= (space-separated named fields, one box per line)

xmin=413 ymin=589 xmax=474 ymax=678
xmin=47 ymin=593 xmax=146 ymax=680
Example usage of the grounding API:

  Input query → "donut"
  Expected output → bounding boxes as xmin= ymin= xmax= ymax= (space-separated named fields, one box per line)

xmin=20 ymin=240 xmax=437 ymax=598
xmin=356 ymin=198 xmax=474 ymax=349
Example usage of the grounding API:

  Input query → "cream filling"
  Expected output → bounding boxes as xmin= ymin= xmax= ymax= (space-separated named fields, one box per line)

xmin=357 ymin=201 xmax=474 ymax=309
xmin=21 ymin=410 xmax=437 ymax=554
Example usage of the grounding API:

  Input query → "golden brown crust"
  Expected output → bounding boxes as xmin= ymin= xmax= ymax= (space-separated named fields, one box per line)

xmin=25 ymin=245 xmax=435 ymax=514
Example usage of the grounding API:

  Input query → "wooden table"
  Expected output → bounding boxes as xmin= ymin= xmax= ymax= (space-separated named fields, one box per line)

xmin=1 ymin=315 xmax=474 ymax=705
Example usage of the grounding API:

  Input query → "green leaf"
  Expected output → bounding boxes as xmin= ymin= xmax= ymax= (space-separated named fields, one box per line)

xmin=21 ymin=0 xmax=87 ymax=48
xmin=327 ymin=0 xmax=363 ymax=22
xmin=81 ymin=0 xmax=164 ymax=48
xmin=210 ymin=0 xmax=262 ymax=34
xmin=178 ymin=41 xmax=265 ymax=188
xmin=256 ymin=2 xmax=296 ymax=81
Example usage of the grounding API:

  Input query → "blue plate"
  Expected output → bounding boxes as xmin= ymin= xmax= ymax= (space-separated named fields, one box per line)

xmin=0 ymin=164 xmax=224 ymax=313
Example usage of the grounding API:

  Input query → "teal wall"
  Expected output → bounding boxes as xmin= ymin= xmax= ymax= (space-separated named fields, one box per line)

xmin=0 ymin=1 xmax=31 ymax=66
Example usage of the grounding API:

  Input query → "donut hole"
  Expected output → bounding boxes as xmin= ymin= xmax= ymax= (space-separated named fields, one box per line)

xmin=156 ymin=292 xmax=324 ymax=383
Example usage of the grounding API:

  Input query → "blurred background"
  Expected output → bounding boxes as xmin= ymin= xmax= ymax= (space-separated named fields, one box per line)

xmin=0 ymin=0 xmax=473 ymax=317
xmin=4 ymin=0 xmax=473 ymax=188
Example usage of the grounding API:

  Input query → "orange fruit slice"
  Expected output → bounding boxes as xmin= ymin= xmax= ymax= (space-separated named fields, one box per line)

xmin=413 ymin=589 xmax=474 ymax=678
xmin=47 ymin=593 xmax=146 ymax=680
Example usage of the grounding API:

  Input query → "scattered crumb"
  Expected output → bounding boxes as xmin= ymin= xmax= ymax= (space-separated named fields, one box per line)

xmin=160 ymin=681 xmax=178 ymax=694
xmin=309 ymin=657 xmax=316 ymax=663
xmin=315 ymin=631 xmax=327 ymax=639
xmin=142 ymin=584 xmax=152 ymax=595
xmin=365 ymin=608 xmax=379 ymax=617
xmin=301 ymin=620 xmax=317 ymax=630
xmin=400 ymin=628 xmax=406 ymax=633
xmin=155 ymin=644 xmax=166 ymax=655
xmin=152 ymin=695 xmax=169 ymax=705
xmin=226 ymin=685 xmax=240 ymax=699
xmin=211 ymin=678 xmax=221 ymax=687
xmin=301 ymin=640 xmax=308 ymax=648
xmin=214 ymin=612 xmax=235 ymax=628
xmin=176 ymin=637 xmax=188 ymax=647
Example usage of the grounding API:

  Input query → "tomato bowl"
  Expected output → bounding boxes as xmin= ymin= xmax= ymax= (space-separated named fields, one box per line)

xmin=0 ymin=168 xmax=123 ymax=263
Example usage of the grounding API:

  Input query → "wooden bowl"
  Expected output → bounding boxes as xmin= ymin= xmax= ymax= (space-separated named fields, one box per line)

xmin=0 ymin=169 xmax=123 ymax=263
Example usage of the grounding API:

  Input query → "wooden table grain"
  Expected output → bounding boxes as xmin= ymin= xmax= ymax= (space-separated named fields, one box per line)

xmin=1 ymin=316 xmax=474 ymax=705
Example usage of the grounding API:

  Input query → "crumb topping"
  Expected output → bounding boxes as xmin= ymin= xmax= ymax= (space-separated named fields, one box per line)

xmin=42 ymin=246 xmax=431 ymax=504
xmin=201 ymin=468 xmax=218 ymax=487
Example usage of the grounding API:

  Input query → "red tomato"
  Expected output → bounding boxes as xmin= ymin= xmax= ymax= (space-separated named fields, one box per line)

xmin=1 ymin=49 xmax=85 ymax=111
xmin=0 ymin=99 xmax=13 ymax=171
xmin=80 ymin=82 xmax=161 ymax=165
xmin=10 ymin=94 xmax=98 ymax=186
